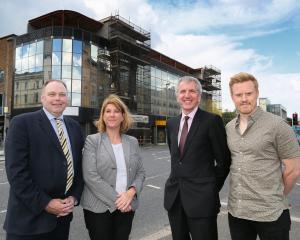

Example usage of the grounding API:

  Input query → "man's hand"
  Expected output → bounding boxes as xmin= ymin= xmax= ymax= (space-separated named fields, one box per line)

xmin=45 ymin=196 xmax=76 ymax=217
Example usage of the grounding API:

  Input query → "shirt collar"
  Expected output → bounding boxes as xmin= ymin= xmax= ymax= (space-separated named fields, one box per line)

xmin=43 ymin=107 xmax=64 ymax=121
xmin=235 ymin=106 xmax=263 ymax=127
xmin=181 ymin=107 xmax=198 ymax=121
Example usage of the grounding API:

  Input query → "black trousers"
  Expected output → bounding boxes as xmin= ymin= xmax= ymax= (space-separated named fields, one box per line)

xmin=167 ymin=194 xmax=218 ymax=240
xmin=83 ymin=209 xmax=135 ymax=240
xmin=6 ymin=216 xmax=70 ymax=240
xmin=228 ymin=209 xmax=291 ymax=240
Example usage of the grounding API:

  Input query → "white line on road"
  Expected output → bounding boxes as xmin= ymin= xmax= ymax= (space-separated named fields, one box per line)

xmin=291 ymin=216 xmax=300 ymax=223
xmin=145 ymin=172 xmax=169 ymax=181
xmin=0 ymin=209 xmax=7 ymax=214
xmin=155 ymin=156 xmax=170 ymax=160
xmin=296 ymin=183 xmax=300 ymax=186
xmin=0 ymin=181 xmax=8 ymax=185
xmin=146 ymin=184 xmax=161 ymax=189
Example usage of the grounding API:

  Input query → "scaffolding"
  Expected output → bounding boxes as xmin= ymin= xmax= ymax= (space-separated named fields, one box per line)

xmin=101 ymin=14 xmax=151 ymax=115
xmin=193 ymin=65 xmax=222 ymax=115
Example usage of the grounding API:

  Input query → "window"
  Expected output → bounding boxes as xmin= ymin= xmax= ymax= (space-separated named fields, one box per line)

xmin=0 ymin=70 xmax=4 ymax=82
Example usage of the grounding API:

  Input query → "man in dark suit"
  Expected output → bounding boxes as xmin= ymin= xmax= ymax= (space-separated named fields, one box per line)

xmin=4 ymin=80 xmax=84 ymax=240
xmin=164 ymin=76 xmax=231 ymax=240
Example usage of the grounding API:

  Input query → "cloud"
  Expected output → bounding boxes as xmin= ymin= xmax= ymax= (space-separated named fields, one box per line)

xmin=0 ymin=0 xmax=299 ymax=116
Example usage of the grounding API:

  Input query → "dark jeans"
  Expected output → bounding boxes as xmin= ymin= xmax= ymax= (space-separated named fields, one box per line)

xmin=228 ymin=209 xmax=291 ymax=240
xmin=168 ymin=194 xmax=218 ymax=240
xmin=6 ymin=216 xmax=70 ymax=240
xmin=83 ymin=209 xmax=135 ymax=240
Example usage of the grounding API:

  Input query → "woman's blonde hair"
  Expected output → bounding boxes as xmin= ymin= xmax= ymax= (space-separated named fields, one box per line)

xmin=96 ymin=94 xmax=133 ymax=133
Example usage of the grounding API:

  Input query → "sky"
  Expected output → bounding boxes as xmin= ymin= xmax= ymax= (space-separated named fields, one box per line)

xmin=1 ymin=0 xmax=300 ymax=116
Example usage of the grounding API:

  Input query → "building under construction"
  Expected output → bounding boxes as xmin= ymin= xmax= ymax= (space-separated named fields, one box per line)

xmin=0 ymin=10 xmax=222 ymax=144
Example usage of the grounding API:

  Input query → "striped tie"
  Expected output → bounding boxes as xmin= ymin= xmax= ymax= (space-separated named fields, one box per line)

xmin=55 ymin=118 xmax=74 ymax=193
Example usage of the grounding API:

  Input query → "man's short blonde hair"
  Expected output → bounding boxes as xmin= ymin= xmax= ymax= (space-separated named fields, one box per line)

xmin=229 ymin=72 xmax=259 ymax=93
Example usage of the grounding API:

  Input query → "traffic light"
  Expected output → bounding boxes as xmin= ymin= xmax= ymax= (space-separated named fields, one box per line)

xmin=292 ymin=113 xmax=298 ymax=125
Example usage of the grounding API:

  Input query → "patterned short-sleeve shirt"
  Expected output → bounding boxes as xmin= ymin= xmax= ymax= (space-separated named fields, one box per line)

xmin=226 ymin=107 xmax=300 ymax=221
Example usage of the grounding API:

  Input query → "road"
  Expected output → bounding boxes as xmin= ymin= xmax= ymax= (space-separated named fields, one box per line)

xmin=1 ymin=145 xmax=300 ymax=240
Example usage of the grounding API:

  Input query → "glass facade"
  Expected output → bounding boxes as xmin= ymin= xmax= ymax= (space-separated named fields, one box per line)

xmin=8 ymin=11 xmax=222 ymax=143
xmin=13 ymin=34 xmax=111 ymax=110
xmin=51 ymin=38 xmax=83 ymax=106
xmin=150 ymin=66 xmax=180 ymax=117
xmin=14 ymin=40 xmax=44 ymax=108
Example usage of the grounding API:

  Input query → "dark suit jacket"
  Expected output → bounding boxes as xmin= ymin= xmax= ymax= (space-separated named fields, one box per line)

xmin=164 ymin=108 xmax=231 ymax=218
xmin=4 ymin=109 xmax=84 ymax=235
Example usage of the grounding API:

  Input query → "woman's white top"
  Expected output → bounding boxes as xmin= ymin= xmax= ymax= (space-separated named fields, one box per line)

xmin=112 ymin=143 xmax=127 ymax=194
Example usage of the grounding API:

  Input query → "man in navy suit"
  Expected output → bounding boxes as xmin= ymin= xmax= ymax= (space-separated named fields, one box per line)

xmin=4 ymin=80 xmax=84 ymax=240
xmin=164 ymin=76 xmax=231 ymax=240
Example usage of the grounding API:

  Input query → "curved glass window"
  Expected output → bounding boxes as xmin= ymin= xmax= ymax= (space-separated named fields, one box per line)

xmin=52 ymin=52 xmax=61 ymax=65
xmin=51 ymin=38 xmax=82 ymax=106
xmin=73 ymin=40 xmax=82 ymax=54
xmin=53 ymin=39 xmax=62 ymax=52
xmin=62 ymin=52 xmax=72 ymax=65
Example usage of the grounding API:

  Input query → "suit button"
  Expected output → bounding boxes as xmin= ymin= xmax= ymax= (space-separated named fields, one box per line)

xmin=179 ymin=161 xmax=182 ymax=165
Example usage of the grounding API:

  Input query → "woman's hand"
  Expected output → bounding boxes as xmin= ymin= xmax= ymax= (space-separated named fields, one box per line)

xmin=115 ymin=187 xmax=136 ymax=212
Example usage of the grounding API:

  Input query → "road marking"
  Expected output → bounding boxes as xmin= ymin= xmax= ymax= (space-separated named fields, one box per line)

xmin=296 ymin=183 xmax=300 ymax=186
xmin=156 ymin=156 xmax=170 ymax=160
xmin=146 ymin=172 xmax=169 ymax=181
xmin=0 ymin=181 xmax=8 ymax=185
xmin=0 ymin=209 xmax=7 ymax=214
xmin=221 ymin=201 xmax=228 ymax=206
xmin=291 ymin=216 xmax=300 ymax=223
xmin=146 ymin=184 xmax=161 ymax=190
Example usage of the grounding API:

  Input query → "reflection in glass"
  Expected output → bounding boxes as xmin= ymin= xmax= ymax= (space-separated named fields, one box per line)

xmin=71 ymin=93 xmax=81 ymax=106
xmin=36 ymin=41 xmax=43 ymax=54
xmin=16 ymin=47 xmax=22 ymax=60
xmin=62 ymin=79 xmax=71 ymax=91
xmin=35 ymin=66 xmax=43 ymax=72
xmin=72 ymin=80 xmax=81 ymax=93
xmin=62 ymin=52 xmax=72 ymax=65
xmin=15 ymin=60 xmax=22 ymax=73
xmin=63 ymin=39 xmax=72 ymax=53
xmin=52 ymin=52 xmax=61 ymax=65
xmin=62 ymin=66 xmax=72 ymax=79
xmin=29 ymin=43 xmax=36 ymax=56
xmin=52 ymin=65 xmax=61 ymax=79
xmin=36 ymin=54 xmax=43 ymax=67
xmin=72 ymin=66 xmax=81 ymax=80
xmin=22 ymin=44 xmax=29 ymax=58
xmin=53 ymin=39 xmax=62 ymax=52
xmin=73 ymin=40 xmax=82 ymax=54
xmin=91 ymin=44 xmax=98 ymax=61
xmin=21 ymin=58 xmax=29 ymax=72
xmin=28 ymin=56 xmax=35 ymax=69
xmin=73 ymin=54 xmax=82 ymax=66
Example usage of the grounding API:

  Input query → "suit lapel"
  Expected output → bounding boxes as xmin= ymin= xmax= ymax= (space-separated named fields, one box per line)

xmin=121 ymin=135 xmax=130 ymax=167
xmin=38 ymin=110 xmax=64 ymax=154
xmin=181 ymin=108 xmax=201 ymax=157
xmin=174 ymin=115 xmax=181 ymax=156
xmin=102 ymin=133 xmax=117 ymax=168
